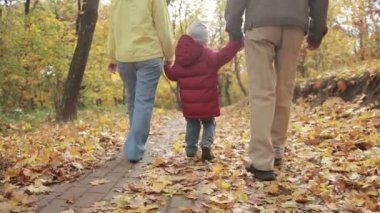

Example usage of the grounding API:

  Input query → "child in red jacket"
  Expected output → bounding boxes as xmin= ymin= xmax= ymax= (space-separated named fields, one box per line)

xmin=164 ymin=20 xmax=243 ymax=161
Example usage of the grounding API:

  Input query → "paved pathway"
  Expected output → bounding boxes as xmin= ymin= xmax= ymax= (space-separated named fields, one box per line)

xmin=37 ymin=115 xmax=192 ymax=213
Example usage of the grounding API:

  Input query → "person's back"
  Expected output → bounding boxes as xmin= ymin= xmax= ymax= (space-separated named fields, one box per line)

xmin=108 ymin=0 xmax=174 ymax=63
xmin=226 ymin=0 xmax=328 ymax=46
xmin=164 ymin=20 xmax=243 ymax=161
xmin=107 ymin=0 xmax=174 ymax=163
xmin=225 ymin=0 xmax=329 ymax=181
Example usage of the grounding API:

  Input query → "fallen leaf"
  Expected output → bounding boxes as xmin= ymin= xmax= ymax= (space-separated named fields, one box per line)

xmin=89 ymin=178 xmax=110 ymax=186
xmin=281 ymin=200 xmax=297 ymax=209
xmin=61 ymin=208 xmax=75 ymax=213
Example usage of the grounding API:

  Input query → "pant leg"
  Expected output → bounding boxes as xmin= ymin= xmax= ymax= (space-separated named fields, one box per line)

xmin=271 ymin=27 xmax=304 ymax=159
xmin=185 ymin=119 xmax=201 ymax=155
xmin=244 ymin=27 xmax=282 ymax=171
xmin=117 ymin=63 xmax=137 ymax=125
xmin=123 ymin=58 xmax=162 ymax=161
xmin=200 ymin=118 xmax=216 ymax=147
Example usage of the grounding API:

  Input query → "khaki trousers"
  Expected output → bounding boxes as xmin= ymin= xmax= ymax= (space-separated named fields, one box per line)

xmin=244 ymin=26 xmax=304 ymax=171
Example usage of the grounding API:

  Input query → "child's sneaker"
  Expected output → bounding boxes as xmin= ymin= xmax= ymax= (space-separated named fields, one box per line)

xmin=201 ymin=146 xmax=213 ymax=161
xmin=186 ymin=152 xmax=196 ymax=158
xmin=185 ymin=147 xmax=197 ymax=158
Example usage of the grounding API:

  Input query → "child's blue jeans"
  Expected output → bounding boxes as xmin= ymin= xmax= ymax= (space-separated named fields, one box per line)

xmin=185 ymin=118 xmax=216 ymax=156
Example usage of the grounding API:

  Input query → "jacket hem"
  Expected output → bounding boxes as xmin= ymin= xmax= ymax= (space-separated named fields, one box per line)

xmin=116 ymin=54 xmax=163 ymax=63
xmin=245 ymin=18 xmax=308 ymax=33
xmin=184 ymin=114 xmax=220 ymax=119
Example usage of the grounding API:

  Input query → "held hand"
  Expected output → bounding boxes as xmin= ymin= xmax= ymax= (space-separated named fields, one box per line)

xmin=307 ymin=43 xmax=318 ymax=51
xmin=164 ymin=60 xmax=173 ymax=67
xmin=307 ymin=40 xmax=320 ymax=51
xmin=108 ymin=63 xmax=117 ymax=74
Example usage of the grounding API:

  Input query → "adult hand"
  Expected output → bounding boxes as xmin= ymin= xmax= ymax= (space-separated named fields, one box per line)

xmin=108 ymin=63 xmax=117 ymax=74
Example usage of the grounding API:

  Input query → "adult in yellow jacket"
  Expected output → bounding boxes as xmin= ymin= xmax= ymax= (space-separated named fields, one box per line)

xmin=107 ymin=0 xmax=175 ymax=163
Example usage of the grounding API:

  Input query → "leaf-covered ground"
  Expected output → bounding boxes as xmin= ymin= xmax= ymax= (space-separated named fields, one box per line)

xmin=0 ymin=110 xmax=130 ymax=211
xmin=87 ymin=98 xmax=380 ymax=212
xmin=1 ymin=99 xmax=379 ymax=212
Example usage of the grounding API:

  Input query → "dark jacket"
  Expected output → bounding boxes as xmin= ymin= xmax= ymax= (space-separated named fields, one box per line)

xmin=225 ymin=0 xmax=329 ymax=45
xmin=164 ymin=35 xmax=243 ymax=119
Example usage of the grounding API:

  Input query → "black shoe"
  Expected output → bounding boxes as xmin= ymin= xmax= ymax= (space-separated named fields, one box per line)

xmin=246 ymin=165 xmax=276 ymax=181
xmin=201 ymin=146 xmax=213 ymax=161
xmin=129 ymin=160 xmax=139 ymax=164
xmin=274 ymin=158 xmax=283 ymax=166
xmin=129 ymin=157 xmax=143 ymax=164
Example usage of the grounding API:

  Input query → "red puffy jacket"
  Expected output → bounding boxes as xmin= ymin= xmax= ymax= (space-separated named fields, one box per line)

xmin=164 ymin=35 xmax=243 ymax=119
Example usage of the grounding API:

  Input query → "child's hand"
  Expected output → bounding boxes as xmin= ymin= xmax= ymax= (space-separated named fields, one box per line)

xmin=307 ymin=42 xmax=319 ymax=51
xmin=164 ymin=60 xmax=173 ymax=66
xmin=108 ymin=63 xmax=117 ymax=74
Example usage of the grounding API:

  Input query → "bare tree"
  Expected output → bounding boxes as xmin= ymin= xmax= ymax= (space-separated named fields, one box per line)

xmin=56 ymin=0 xmax=100 ymax=122
xmin=25 ymin=0 xmax=30 ymax=15
xmin=234 ymin=56 xmax=247 ymax=96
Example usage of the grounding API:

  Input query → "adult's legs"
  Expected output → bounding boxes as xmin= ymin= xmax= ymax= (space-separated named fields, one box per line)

xmin=245 ymin=27 xmax=281 ymax=171
xmin=123 ymin=58 xmax=162 ymax=161
xmin=271 ymin=27 xmax=304 ymax=159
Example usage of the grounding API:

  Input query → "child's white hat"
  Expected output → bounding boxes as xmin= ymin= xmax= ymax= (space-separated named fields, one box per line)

xmin=187 ymin=20 xmax=209 ymax=46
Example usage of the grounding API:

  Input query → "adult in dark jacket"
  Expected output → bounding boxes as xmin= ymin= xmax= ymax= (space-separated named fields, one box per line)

xmin=225 ymin=0 xmax=329 ymax=181
xmin=165 ymin=20 xmax=243 ymax=161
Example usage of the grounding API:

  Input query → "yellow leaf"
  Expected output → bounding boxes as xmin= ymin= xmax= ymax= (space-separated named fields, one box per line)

xmin=282 ymin=200 xmax=297 ymax=209
xmin=234 ymin=190 xmax=249 ymax=203
xmin=172 ymin=142 xmax=183 ymax=153
xmin=211 ymin=163 xmax=223 ymax=175
xmin=265 ymin=183 xmax=280 ymax=195
xmin=151 ymin=182 xmax=167 ymax=193
xmin=221 ymin=181 xmax=231 ymax=190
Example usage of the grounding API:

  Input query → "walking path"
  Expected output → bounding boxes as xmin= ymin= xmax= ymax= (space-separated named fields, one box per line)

xmin=37 ymin=115 xmax=190 ymax=213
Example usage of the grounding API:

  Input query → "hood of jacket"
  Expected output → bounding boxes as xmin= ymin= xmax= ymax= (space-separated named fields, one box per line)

xmin=175 ymin=35 xmax=204 ymax=67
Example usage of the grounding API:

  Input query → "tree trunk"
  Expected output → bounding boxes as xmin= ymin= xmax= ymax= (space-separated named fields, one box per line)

xmin=225 ymin=74 xmax=232 ymax=105
xmin=76 ymin=0 xmax=82 ymax=35
xmin=297 ymin=47 xmax=307 ymax=77
xmin=25 ymin=0 xmax=30 ymax=15
xmin=233 ymin=56 xmax=247 ymax=96
xmin=163 ymin=75 xmax=181 ymax=109
xmin=56 ymin=0 xmax=100 ymax=122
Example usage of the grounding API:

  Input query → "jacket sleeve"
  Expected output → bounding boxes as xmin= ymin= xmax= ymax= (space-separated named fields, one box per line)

xmin=153 ymin=0 xmax=175 ymax=61
xmin=307 ymin=0 xmax=329 ymax=47
xmin=163 ymin=64 xmax=177 ymax=81
xmin=211 ymin=40 xmax=244 ymax=69
xmin=225 ymin=0 xmax=247 ymax=40
xmin=107 ymin=8 xmax=116 ymax=63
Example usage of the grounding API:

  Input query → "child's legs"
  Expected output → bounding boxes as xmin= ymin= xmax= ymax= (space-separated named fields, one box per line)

xmin=185 ymin=119 xmax=201 ymax=155
xmin=201 ymin=118 xmax=216 ymax=147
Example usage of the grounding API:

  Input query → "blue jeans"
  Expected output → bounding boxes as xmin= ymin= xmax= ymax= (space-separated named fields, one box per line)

xmin=185 ymin=118 xmax=216 ymax=156
xmin=117 ymin=58 xmax=162 ymax=161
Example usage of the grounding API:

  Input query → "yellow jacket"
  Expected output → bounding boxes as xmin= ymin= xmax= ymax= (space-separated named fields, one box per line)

xmin=107 ymin=0 xmax=175 ymax=63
